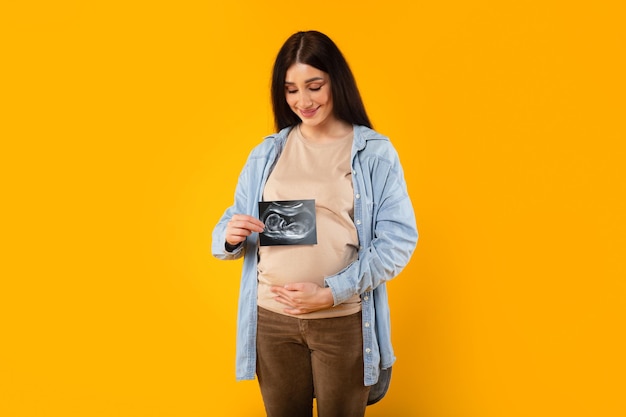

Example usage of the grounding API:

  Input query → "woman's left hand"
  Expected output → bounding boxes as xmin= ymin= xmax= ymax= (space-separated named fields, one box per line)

xmin=270 ymin=282 xmax=334 ymax=315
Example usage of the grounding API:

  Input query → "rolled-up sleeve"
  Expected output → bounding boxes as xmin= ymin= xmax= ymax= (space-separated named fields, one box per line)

xmin=324 ymin=143 xmax=418 ymax=305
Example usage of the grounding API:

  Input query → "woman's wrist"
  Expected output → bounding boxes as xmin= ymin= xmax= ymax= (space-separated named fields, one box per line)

xmin=225 ymin=241 xmax=242 ymax=252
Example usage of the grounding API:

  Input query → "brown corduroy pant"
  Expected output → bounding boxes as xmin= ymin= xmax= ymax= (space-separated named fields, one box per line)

xmin=256 ymin=307 xmax=370 ymax=417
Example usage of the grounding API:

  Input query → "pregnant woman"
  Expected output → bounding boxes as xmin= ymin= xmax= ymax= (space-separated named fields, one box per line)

xmin=212 ymin=30 xmax=418 ymax=417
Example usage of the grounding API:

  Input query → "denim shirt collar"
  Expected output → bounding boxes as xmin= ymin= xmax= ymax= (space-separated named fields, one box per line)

xmin=265 ymin=124 xmax=389 ymax=157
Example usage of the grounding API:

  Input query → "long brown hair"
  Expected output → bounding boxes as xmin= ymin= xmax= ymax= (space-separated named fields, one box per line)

xmin=271 ymin=31 xmax=372 ymax=131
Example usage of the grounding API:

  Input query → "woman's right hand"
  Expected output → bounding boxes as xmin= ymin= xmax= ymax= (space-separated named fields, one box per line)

xmin=225 ymin=214 xmax=265 ymax=246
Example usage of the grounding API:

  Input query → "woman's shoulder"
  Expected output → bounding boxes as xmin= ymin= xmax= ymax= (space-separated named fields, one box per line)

xmin=354 ymin=125 xmax=390 ymax=142
xmin=354 ymin=125 xmax=400 ymax=159
xmin=247 ymin=126 xmax=292 ymax=158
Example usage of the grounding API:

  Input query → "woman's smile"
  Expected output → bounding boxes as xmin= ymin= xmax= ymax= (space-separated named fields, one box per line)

xmin=299 ymin=106 xmax=320 ymax=118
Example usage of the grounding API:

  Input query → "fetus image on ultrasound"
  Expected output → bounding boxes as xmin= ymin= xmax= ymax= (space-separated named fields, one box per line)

xmin=258 ymin=200 xmax=317 ymax=246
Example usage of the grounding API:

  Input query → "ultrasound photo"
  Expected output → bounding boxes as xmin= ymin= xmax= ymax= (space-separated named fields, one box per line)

xmin=258 ymin=199 xmax=317 ymax=246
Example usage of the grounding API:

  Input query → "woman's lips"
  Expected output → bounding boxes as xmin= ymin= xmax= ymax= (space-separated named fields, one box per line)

xmin=299 ymin=107 xmax=319 ymax=118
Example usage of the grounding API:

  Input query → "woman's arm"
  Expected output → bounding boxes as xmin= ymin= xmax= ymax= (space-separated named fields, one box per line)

xmin=211 ymin=159 xmax=264 ymax=260
xmin=325 ymin=147 xmax=418 ymax=305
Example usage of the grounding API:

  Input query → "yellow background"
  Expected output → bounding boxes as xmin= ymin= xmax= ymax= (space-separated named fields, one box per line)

xmin=2 ymin=1 xmax=625 ymax=416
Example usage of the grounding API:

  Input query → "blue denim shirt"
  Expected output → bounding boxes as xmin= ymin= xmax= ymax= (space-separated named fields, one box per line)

xmin=212 ymin=124 xmax=418 ymax=386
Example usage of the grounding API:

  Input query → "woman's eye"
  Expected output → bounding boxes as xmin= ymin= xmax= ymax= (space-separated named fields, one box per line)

xmin=309 ymin=86 xmax=322 ymax=92
xmin=287 ymin=90 xmax=298 ymax=94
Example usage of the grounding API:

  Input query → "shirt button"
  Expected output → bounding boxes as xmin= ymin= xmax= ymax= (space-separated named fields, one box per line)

xmin=355 ymin=193 xmax=360 ymax=199
xmin=364 ymin=322 xmax=370 ymax=328
xmin=355 ymin=219 xmax=361 ymax=225
xmin=363 ymin=296 xmax=369 ymax=301
xmin=365 ymin=348 xmax=371 ymax=354
xmin=352 ymin=170 xmax=357 ymax=176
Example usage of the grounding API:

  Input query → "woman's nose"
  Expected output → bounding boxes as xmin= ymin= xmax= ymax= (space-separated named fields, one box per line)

xmin=299 ymin=91 xmax=313 ymax=107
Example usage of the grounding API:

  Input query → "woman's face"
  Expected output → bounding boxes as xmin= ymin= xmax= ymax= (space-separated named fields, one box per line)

xmin=284 ymin=63 xmax=335 ymax=129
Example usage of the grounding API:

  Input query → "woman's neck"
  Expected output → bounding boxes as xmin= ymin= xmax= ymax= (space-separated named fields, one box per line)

xmin=298 ymin=119 xmax=353 ymax=144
